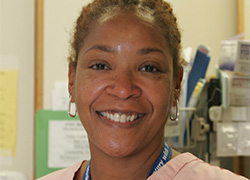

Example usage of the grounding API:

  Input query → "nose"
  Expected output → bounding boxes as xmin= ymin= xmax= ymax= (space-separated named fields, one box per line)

xmin=106 ymin=71 xmax=142 ymax=100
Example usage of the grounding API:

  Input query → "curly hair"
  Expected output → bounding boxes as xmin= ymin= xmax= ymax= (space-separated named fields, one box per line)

xmin=68 ymin=0 xmax=184 ymax=77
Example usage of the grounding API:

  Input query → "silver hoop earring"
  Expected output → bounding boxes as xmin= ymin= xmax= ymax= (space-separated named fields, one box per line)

xmin=68 ymin=95 xmax=77 ymax=118
xmin=170 ymin=99 xmax=179 ymax=121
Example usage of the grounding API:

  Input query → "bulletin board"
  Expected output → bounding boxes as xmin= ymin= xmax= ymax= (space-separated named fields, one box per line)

xmin=35 ymin=110 xmax=90 ymax=179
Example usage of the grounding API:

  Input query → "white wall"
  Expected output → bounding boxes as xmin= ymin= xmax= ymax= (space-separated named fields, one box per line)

xmin=169 ymin=0 xmax=237 ymax=76
xmin=0 ymin=0 xmax=34 ymax=180
xmin=43 ymin=0 xmax=91 ymax=110
xmin=245 ymin=0 xmax=250 ymax=39
xmin=43 ymin=0 xmax=238 ymax=109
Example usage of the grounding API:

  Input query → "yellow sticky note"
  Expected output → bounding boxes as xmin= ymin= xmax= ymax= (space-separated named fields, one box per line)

xmin=0 ymin=69 xmax=18 ymax=156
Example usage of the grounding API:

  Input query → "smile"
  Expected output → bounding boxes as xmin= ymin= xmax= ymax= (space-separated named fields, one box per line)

xmin=97 ymin=111 xmax=145 ymax=123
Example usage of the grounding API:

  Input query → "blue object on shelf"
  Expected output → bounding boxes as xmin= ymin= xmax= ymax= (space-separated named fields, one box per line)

xmin=186 ymin=49 xmax=210 ymax=105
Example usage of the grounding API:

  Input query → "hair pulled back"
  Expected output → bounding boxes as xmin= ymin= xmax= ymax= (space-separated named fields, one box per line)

xmin=68 ymin=0 xmax=183 ymax=76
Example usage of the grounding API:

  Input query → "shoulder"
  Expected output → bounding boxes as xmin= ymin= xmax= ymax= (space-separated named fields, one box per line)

xmin=148 ymin=153 xmax=248 ymax=180
xmin=36 ymin=161 xmax=84 ymax=180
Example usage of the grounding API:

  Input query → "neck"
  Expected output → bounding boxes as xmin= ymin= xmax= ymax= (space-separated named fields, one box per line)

xmin=89 ymin=137 xmax=165 ymax=180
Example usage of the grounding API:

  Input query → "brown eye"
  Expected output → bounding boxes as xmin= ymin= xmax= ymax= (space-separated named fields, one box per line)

xmin=140 ymin=65 xmax=161 ymax=73
xmin=89 ymin=63 xmax=110 ymax=70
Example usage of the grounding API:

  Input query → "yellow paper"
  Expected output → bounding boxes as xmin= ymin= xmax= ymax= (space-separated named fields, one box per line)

xmin=0 ymin=69 xmax=18 ymax=156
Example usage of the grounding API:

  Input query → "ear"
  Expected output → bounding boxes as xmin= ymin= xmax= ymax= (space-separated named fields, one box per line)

xmin=68 ymin=64 xmax=76 ymax=102
xmin=174 ymin=66 xmax=183 ymax=99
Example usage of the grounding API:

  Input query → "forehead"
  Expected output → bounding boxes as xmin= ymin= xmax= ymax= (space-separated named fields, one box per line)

xmin=99 ymin=9 xmax=155 ymax=26
xmin=81 ymin=12 xmax=171 ymax=55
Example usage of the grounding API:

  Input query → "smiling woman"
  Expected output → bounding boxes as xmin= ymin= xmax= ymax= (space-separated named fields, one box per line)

xmin=37 ymin=0 xmax=248 ymax=180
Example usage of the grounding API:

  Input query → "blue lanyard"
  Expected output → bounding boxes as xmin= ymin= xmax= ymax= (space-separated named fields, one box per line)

xmin=82 ymin=142 xmax=171 ymax=180
xmin=147 ymin=142 xmax=172 ymax=178
xmin=82 ymin=160 xmax=91 ymax=180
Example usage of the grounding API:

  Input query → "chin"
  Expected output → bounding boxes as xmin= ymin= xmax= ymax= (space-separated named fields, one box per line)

xmin=102 ymin=140 xmax=138 ymax=158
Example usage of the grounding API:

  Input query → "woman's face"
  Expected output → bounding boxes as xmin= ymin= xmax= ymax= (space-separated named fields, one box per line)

xmin=69 ymin=12 xmax=180 ymax=157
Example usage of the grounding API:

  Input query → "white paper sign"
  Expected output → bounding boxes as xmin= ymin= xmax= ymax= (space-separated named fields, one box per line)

xmin=0 ymin=171 xmax=26 ymax=180
xmin=217 ymin=122 xmax=250 ymax=156
xmin=48 ymin=120 xmax=90 ymax=168
xmin=52 ymin=81 xmax=69 ymax=111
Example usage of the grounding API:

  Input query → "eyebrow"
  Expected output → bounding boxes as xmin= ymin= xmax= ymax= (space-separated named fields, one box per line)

xmin=84 ymin=45 xmax=166 ymax=57
xmin=84 ymin=45 xmax=115 ymax=54
xmin=138 ymin=48 xmax=166 ymax=56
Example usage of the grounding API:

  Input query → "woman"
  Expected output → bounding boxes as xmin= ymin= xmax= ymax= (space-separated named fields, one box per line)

xmin=38 ymin=0 xmax=248 ymax=179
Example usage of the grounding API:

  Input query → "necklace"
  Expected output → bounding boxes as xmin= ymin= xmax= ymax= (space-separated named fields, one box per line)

xmin=82 ymin=142 xmax=172 ymax=180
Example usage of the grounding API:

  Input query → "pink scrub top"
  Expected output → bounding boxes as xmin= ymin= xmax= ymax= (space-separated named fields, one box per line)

xmin=37 ymin=153 xmax=249 ymax=180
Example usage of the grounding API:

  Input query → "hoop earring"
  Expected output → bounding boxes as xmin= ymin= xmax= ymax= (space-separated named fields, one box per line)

xmin=170 ymin=99 xmax=179 ymax=121
xmin=68 ymin=95 xmax=77 ymax=118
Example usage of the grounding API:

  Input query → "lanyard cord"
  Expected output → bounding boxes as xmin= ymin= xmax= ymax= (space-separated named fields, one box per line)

xmin=82 ymin=160 xmax=91 ymax=180
xmin=82 ymin=142 xmax=172 ymax=180
xmin=147 ymin=142 xmax=172 ymax=178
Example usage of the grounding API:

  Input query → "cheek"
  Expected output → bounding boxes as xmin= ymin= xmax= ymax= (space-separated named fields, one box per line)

xmin=74 ymin=74 xmax=108 ymax=130
xmin=149 ymin=77 xmax=173 ymax=101
xmin=147 ymin=79 xmax=174 ymax=115
xmin=74 ymin=73 xmax=105 ymax=108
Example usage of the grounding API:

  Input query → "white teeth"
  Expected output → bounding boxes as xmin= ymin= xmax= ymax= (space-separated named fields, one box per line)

xmin=130 ymin=114 xmax=135 ymax=121
xmin=99 ymin=112 xmax=141 ymax=123
xmin=120 ymin=114 xmax=126 ymax=122
xmin=110 ymin=114 xmax=114 ymax=121
xmin=114 ymin=113 xmax=119 ymax=122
